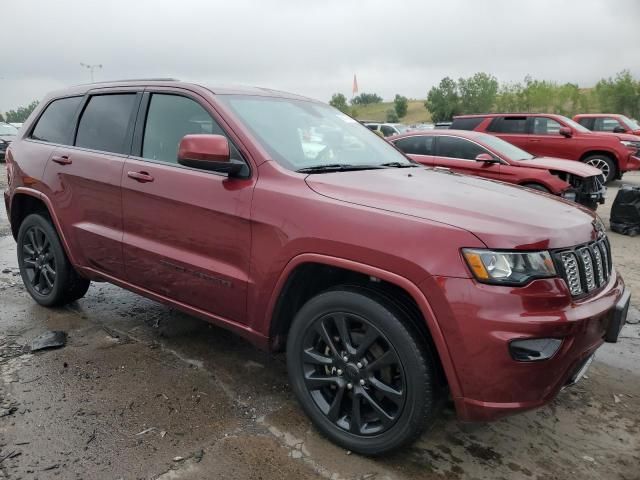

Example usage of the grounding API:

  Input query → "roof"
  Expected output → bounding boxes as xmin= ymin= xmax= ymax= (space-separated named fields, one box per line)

xmin=43 ymin=79 xmax=318 ymax=102
xmin=454 ymin=113 xmax=567 ymax=119
xmin=572 ymin=113 xmax=624 ymax=118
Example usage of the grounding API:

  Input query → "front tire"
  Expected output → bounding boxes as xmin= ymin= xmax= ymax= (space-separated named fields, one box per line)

xmin=17 ymin=213 xmax=90 ymax=307
xmin=582 ymin=155 xmax=616 ymax=184
xmin=286 ymin=287 xmax=438 ymax=455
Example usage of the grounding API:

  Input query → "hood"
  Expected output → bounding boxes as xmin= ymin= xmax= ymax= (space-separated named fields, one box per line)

xmin=585 ymin=131 xmax=640 ymax=142
xmin=511 ymin=156 xmax=602 ymax=177
xmin=306 ymin=167 xmax=598 ymax=250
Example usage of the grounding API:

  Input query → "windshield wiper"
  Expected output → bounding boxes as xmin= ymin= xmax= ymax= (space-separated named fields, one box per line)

xmin=296 ymin=164 xmax=385 ymax=173
xmin=379 ymin=162 xmax=419 ymax=168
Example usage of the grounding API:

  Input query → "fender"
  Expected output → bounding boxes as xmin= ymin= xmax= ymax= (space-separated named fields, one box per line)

xmin=264 ymin=252 xmax=463 ymax=399
xmin=11 ymin=187 xmax=80 ymax=267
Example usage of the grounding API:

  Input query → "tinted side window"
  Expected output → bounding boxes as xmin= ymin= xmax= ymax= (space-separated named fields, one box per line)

xmin=380 ymin=125 xmax=395 ymax=137
xmin=365 ymin=124 xmax=378 ymax=131
xmin=450 ymin=117 xmax=485 ymax=130
xmin=577 ymin=117 xmax=594 ymax=130
xmin=31 ymin=97 xmax=82 ymax=145
xmin=594 ymin=117 xmax=622 ymax=132
xmin=394 ymin=136 xmax=434 ymax=155
xmin=75 ymin=94 xmax=137 ymax=154
xmin=487 ymin=116 xmax=527 ymax=134
xmin=142 ymin=94 xmax=228 ymax=164
xmin=437 ymin=136 xmax=486 ymax=160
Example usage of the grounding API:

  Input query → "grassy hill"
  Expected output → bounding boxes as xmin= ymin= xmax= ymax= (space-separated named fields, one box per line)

xmin=352 ymin=100 xmax=431 ymax=124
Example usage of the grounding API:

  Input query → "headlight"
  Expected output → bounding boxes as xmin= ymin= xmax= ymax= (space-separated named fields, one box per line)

xmin=620 ymin=140 xmax=640 ymax=150
xmin=462 ymin=249 xmax=556 ymax=285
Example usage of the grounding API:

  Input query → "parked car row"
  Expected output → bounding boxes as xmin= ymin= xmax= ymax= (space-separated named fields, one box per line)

xmin=2 ymin=80 xmax=631 ymax=456
xmin=0 ymin=122 xmax=19 ymax=162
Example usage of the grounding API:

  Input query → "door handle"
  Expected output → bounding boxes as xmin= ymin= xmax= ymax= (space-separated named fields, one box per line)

xmin=51 ymin=155 xmax=72 ymax=165
xmin=127 ymin=171 xmax=155 ymax=183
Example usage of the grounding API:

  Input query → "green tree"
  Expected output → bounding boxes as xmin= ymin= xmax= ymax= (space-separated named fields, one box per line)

xmin=458 ymin=72 xmax=498 ymax=114
xmin=595 ymin=70 xmax=640 ymax=118
xmin=425 ymin=77 xmax=460 ymax=122
xmin=385 ymin=108 xmax=399 ymax=123
xmin=394 ymin=94 xmax=408 ymax=119
xmin=5 ymin=101 xmax=39 ymax=123
xmin=329 ymin=93 xmax=349 ymax=113
xmin=0 ymin=112 xmax=4 ymax=122
xmin=352 ymin=93 xmax=383 ymax=105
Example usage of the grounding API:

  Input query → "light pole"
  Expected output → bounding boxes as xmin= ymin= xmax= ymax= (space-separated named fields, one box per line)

xmin=80 ymin=62 xmax=102 ymax=82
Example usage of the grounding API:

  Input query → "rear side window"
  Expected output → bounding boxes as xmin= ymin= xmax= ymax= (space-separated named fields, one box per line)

xmin=75 ymin=94 xmax=137 ymax=154
xmin=142 ymin=94 xmax=226 ymax=164
xmin=450 ymin=117 xmax=484 ymax=131
xmin=394 ymin=136 xmax=434 ymax=155
xmin=31 ymin=96 xmax=82 ymax=144
xmin=437 ymin=136 xmax=487 ymax=160
xmin=487 ymin=116 xmax=527 ymax=134
xmin=381 ymin=125 xmax=396 ymax=137
xmin=576 ymin=117 xmax=594 ymax=130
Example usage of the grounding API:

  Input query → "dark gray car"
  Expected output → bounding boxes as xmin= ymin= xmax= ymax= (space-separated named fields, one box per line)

xmin=0 ymin=122 xmax=19 ymax=161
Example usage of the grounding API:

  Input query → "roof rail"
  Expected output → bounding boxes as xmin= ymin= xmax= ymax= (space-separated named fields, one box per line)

xmin=77 ymin=77 xmax=180 ymax=86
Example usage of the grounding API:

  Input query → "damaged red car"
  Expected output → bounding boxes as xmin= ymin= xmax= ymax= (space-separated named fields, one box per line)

xmin=390 ymin=129 xmax=606 ymax=210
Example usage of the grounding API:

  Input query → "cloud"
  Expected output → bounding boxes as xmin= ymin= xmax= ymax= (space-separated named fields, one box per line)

xmin=1 ymin=0 xmax=639 ymax=111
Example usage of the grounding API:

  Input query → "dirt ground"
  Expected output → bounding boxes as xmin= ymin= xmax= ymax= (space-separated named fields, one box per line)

xmin=0 ymin=167 xmax=638 ymax=480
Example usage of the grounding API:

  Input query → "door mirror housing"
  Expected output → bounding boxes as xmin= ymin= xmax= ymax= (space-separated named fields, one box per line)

xmin=475 ymin=153 xmax=498 ymax=163
xmin=178 ymin=134 xmax=243 ymax=176
xmin=613 ymin=125 xmax=627 ymax=134
xmin=559 ymin=126 xmax=573 ymax=137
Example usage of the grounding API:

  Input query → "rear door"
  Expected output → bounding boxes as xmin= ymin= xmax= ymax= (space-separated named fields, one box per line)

xmin=432 ymin=135 xmax=502 ymax=181
xmin=42 ymin=89 xmax=141 ymax=277
xmin=392 ymin=135 xmax=435 ymax=165
xmin=121 ymin=89 xmax=254 ymax=324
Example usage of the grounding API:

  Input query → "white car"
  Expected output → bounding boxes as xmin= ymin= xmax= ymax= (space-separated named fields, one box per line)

xmin=364 ymin=122 xmax=412 ymax=137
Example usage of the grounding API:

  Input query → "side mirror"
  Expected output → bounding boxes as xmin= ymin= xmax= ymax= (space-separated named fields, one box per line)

xmin=178 ymin=134 xmax=243 ymax=177
xmin=559 ymin=126 xmax=573 ymax=137
xmin=475 ymin=153 xmax=498 ymax=163
xmin=613 ymin=126 xmax=627 ymax=134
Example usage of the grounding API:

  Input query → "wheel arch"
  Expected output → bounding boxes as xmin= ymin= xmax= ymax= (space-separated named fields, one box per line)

xmin=266 ymin=254 xmax=462 ymax=398
xmin=9 ymin=188 xmax=77 ymax=265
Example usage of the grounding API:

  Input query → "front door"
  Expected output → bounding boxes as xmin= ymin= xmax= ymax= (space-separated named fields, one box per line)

xmin=121 ymin=91 xmax=254 ymax=324
xmin=432 ymin=135 xmax=502 ymax=181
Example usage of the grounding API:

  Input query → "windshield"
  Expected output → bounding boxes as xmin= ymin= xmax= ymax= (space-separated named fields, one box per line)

xmin=621 ymin=115 xmax=640 ymax=130
xmin=0 ymin=123 xmax=18 ymax=135
xmin=559 ymin=116 xmax=591 ymax=133
xmin=476 ymin=133 xmax=534 ymax=161
xmin=218 ymin=95 xmax=414 ymax=171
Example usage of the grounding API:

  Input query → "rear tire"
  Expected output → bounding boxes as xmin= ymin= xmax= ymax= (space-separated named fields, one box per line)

xmin=286 ymin=286 xmax=438 ymax=456
xmin=17 ymin=213 xmax=90 ymax=307
xmin=582 ymin=155 xmax=616 ymax=184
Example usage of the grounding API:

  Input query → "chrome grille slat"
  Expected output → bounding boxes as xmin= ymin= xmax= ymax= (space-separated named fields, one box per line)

xmin=579 ymin=248 xmax=596 ymax=291
xmin=556 ymin=235 xmax=611 ymax=297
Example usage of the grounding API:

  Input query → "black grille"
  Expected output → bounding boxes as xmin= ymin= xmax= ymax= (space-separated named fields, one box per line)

xmin=553 ymin=236 xmax=612 ymax=297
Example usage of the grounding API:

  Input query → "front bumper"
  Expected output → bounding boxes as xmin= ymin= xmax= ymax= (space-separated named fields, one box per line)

xmin=624 ymin=155 xmax=640 ymax=173
xmin=427 ymin=271 xmax=627 ymax=422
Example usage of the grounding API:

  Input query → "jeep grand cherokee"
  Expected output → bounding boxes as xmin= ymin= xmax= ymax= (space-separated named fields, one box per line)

xmin=3 ymin=80 xmax=630 ymax=455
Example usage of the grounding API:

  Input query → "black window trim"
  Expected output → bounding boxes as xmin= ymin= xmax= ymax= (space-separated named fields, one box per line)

xmin=487 ymin=115 xmax=530 ymax=135
xmin=70 ymin=89 xmax=143 ymax=157
xmin=129 ymin=89 xmax=252 ymax=179
xmin=26 ymin=95 xmax=85 ymax=147
xmin=434 ymin=134 xmax=504 ymax=163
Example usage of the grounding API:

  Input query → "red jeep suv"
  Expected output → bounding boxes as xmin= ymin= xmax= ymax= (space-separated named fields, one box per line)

xmin=451 ymin=113 xmax=640 ymax=183
xmin=3 ymin=81 xmax=630 ymax=455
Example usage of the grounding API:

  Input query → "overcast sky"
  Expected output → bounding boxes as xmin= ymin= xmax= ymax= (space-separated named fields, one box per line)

xmin=1 ymin=0 xmax=639 ymax=112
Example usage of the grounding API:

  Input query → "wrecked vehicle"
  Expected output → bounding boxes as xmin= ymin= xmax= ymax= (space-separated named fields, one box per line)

xmin=3 ymin=80 xmax=631 ymax=455
xmin=390 ymin=129 xmax=606 ymax=210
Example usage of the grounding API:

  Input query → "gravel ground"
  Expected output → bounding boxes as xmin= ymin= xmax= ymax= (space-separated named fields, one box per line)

xmin=0 ymin=167 xmax=638 ymax=479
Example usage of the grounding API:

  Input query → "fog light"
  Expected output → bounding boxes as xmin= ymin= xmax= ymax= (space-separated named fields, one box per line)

xmin=509 ymin=338 xmax=562 ymax=362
